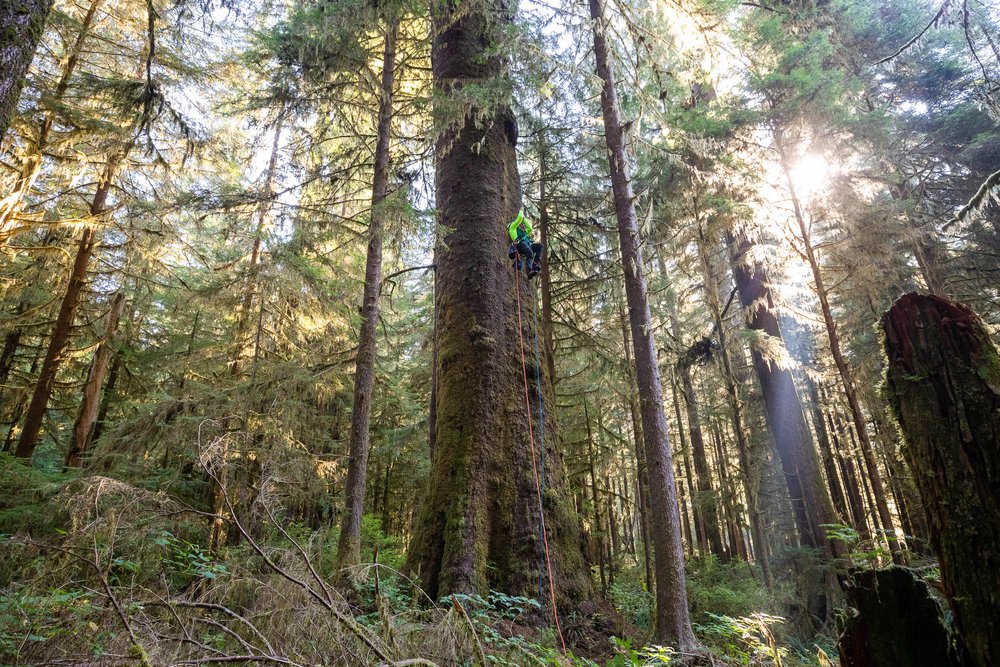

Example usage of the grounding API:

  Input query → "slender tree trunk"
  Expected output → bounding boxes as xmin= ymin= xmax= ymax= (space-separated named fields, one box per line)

xmin=0 ymin=0 xmax=53 ymax=142
xmin=89 ymin=351 xmax=119 ymax=446
xmin=883 ymin=293 xmax=1000 ymax=667
xmin=231 ymin=114 xmax=284 ymax=377
xmin=698 ymin=233 xmax=771 ymax=583
xmin=619 ymin=304 xmax=653 ymax=591
xmin=777 ymin=138 xmax=898 ymax=556
xmin=808 ymin=381 xmax=849 ymax=524
xmin=830 ymin=411 xmax=870 ymax=539
xmin=607 ymin=475 xmax=619 ymax=584
xmin=65 ymin=291 xmax=125 ymax=467
xmin=407 ymin=0 xmax=590 ymax=605
xmin=0 ymin=230 xmax=60 ymax=427
xmin=0 ymin=0 xmax=102 ymax=238
xmin=15 ymin=155 xmax=121 ymax=459
xmin=678 ymin=358 xmax=727 ymax=561
xmin=671 ymin=374 xmax=702 ymax=556
xmin=587 ymin=0 xmax=694 ymax=644
xmin=337 ymin=22 xmax=397 ymax=572
xmin=537 ymin=136 xmax=557 ymax=385
xmin=586 ymin=401 xmax=608 ymax=594
xmin=725 ymin=227 xmax=838 ymax=555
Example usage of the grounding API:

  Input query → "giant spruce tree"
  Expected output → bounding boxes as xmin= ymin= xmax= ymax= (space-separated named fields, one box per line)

xmin=406 ymin=0 xmax=590 ymax=605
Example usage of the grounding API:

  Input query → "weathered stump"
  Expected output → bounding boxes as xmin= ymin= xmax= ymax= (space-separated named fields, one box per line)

xmin=838 ymin=567 xmax=963 ymax=666
xmin=882 ymin=293 xmax=1000 ymax=666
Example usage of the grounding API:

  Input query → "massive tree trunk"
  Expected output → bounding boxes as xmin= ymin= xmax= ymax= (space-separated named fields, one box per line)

xmin=588 ymin=0 xmax=694 ymax=647
xmin=15 ymin=155 xmax=120 ymax=459
xmin=336 ymin=22 xmax=397 ymax=572
xmin=65 ymin=290 xmax=125 ymax=467
xmin=725 ymin=227 xmax=838 ymax=554
xmin=0 ymin=0 xmax=53 ymax=141
xmin=883 ymin=293 xmax=1000 ymax=666
xmin=406 ymin=0 xmax=590 ymax=607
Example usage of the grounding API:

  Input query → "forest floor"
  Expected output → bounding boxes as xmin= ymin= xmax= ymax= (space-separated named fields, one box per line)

xmin=0 ymin=455 xmax=898 ymax=666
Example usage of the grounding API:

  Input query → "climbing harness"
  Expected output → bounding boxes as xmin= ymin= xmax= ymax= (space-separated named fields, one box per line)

xmin=514 ymin=267 xmax=567 ymax=656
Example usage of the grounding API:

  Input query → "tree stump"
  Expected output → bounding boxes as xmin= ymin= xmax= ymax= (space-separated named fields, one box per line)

xmin=838 ymin=567 xmax=963 ymax=666
xmin=882 ymin=293 xmax=1000 ymax=666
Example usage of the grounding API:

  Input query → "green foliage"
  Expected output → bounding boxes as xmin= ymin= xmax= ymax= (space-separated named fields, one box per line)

xmin=686 ymin=556 xmax=773 ymax=623
xmin=154 ymin=531 xmax=228 ymax=585
xmin=609 ymin=578 xmax=653 ymax=629
xmin=823 ymin=523 xmax=891 ymax=569
xmin=0 ymin=588 xmax=100 ymax=658
xmin=0 ymin=453 xmax=75 ymax=539
xmin=695 ymin=612 xmax=787 ymax=666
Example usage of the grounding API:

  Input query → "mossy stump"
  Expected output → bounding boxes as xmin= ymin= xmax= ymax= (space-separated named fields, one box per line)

xmin=882 ymin=293 xmax=1000 ymax=667
xmin=838 ymin=566 xmax=963 ymax=666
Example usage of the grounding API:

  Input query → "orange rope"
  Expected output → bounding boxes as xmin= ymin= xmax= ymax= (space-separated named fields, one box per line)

xmin=514 ymin=267 xmax=567 ymax=656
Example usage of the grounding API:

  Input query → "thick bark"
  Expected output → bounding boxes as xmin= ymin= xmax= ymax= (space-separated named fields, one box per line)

xmin=883 ymin=293 xmax=1000 ymax=666
xmin=406 ymin=0 xmax=589 ymax=606
xmin=588 ymin=0 xmax=694 ymax=646
xmin=725 ymin=228 xmax=838 ymax=554
xmin=336 ymin=23 xmax=397 ymax=572
xmin=0 ymin=0 xmax=52 ymax=141
xmin=14 ymin=156 xmax=121 ymax=459
xmin=65 ymin=291 xmax=125 ymax=467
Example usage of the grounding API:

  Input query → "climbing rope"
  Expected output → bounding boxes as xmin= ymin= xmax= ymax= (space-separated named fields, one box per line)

xmin=531 ymin=282 xmax=547 ymax=600
xmin=514 ymin=266 xmax=567 ymax=656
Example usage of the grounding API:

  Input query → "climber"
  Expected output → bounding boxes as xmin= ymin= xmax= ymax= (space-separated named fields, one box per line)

xmin=506 ymin=209 xmax=543 ymax=279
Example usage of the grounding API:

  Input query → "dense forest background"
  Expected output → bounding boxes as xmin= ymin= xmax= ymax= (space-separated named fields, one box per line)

xmin=1 ymin=0 xmax=999 ymax=663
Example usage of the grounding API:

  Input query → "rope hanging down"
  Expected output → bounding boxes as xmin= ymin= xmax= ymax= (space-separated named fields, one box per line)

xmin=514 ymin=267 xmax=567 ymax=656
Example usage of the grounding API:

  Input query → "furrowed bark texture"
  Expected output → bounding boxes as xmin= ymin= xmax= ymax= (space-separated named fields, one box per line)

xmin=0 ymin=0 xmax=52 ymax=140
xmin=882 ymin=293 xmax=1000 ymax=666
xmin=406 ymin=0 xmax=590 ymax=606
xmin=726 ymin=229 xmax=837 ymax=553
xmin=588 ymin=0 xmax=694 ymax=647
xmin=336 ymin=22 xmax=397 ymax=572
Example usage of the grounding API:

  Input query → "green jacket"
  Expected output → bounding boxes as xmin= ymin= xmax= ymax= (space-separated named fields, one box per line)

xmin=507 ymin=210 xmax=533 ymax=243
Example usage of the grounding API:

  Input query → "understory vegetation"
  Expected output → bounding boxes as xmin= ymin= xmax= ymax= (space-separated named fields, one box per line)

xmin=1 ymin=0 xmax=998 ymax=662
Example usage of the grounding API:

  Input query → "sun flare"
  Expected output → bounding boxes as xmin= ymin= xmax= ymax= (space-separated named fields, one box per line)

xmin=787 ymin=153 xmax=832 ymax=203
